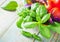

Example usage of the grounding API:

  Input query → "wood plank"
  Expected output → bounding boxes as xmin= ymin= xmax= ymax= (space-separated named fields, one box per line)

xmin=0 ymin=0 xmax=22 ymax=37
xmin=0 ymin=7 xmax=18 ymax=37
xmin=0 ymin=0 xmax=6 ymax=6
xmin=1 ymin=20 xmax=39 ymax=42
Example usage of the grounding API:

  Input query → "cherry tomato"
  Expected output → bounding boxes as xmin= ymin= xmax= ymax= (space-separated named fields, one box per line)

xmin=46 ymin=0 xmax=60 ymax=11
xmin=51 ymin=7 xmax=60 ymax=22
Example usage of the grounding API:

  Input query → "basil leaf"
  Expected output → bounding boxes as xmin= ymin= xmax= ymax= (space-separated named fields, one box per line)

xmin=54 ymin=22 xmax=60 ymax=26
xmin=31 ymin=3 xmax=40 ymax=11
xmin=22 ymin=31 xmax=33 ymax=38
xmin=39 ymin=5 xmax=47 ymax=17
xmin=39 ymin=25 xmax=51 ymax=38
xmin=48 ymin=22 xmax=60 ymax=34
xmin=36 ymin=5 xmax=47 ymax=17
xmin=33 ymin=34 xmax=41 ymax=41
xmin=2 ymin=1 xmax=18 ymax=11
xmin=23 ymin=22 xmax=37 ymax=29
xmin=18 ymin=8 xmax=30 ymax=17
xmin=16 ymin=17 xmax=24 ymax=28
xmin=36 ymin=12 xmax=41 ymax=22
xmin=41 ymin=14 xmax=50 ymax=23
xmin=30 ymin=10 xmax=36 ymax=17
xmin=36 ymin=6 xmax=40 ymax=15
xmin=24 ymin=16 xmax=32 ymax=22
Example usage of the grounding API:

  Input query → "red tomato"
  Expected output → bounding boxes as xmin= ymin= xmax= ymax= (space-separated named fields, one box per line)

xmin=51 ymin=7 xmax=60 ymax=18
xmin=45 ymin=0 xmax=56 ymax=12
xmin=46 ymin=0 xmax=60 ymax=11
xmin=46 ymin=0 xmax=60 ymax=17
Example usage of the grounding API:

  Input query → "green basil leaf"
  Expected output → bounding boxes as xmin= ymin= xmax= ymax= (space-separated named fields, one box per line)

xmin=24 ymin=16 xmax=32 ymax=22
xmin=39 ymin=5 xmax=47 ymax=17
xmin=31 ymin=3 xmax=40 ymax=11
xmin=23 ymin=22 xmax=37 ymax=29
xmin=54 ymin=22 xmax=60 ymax=26
xmin=36 ymin=5 xmax=47 ymax=17
xmin=22 ymin=31 xmax=33 ymax=38
xmin=36 ymin=13 xmax=41 ymax=22
xmin=30 ymin=10 xmax=36 ymax=17
xmin=48 ymin=22 xmax=60 ymax=34
xmin=2 ymin=1 xmax=18 ymax=11
xmin=41 ymin=14 xmax=50 ymax=23
xmin=39 ymin=25 xmax=51 ymax=38
xmin=36 ymin=6 xmax=40 ymax=15
xmin=16 ymin=17 xmax=24 ymax=28
xmin=33 ymin=34 xmax=41 ymax=41
xmin=18 ymin=8 xmax=30 ymax=17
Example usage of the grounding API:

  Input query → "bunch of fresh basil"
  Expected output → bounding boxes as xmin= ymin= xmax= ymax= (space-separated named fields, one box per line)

xmin=2 ymin=1 xmax=60 ymax=42
xmin=16 ymin=3 xmax=52 ymax=41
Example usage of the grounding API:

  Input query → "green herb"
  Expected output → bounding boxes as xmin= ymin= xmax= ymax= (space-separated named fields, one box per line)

xmin=36 ymin=12 xmax=41 ymax=22
xmin=36 ymin=5 xmax=47 ymax=17
xmin=16 ymin=17 xmax=24 ymax=28
xmin=31 ymin=3 xmax=40 ymax=11
xmin=39 ymin=25 xmax=51 ymax=38
xmin=22 ymin=31 xmax=33 ymax=38
xmin=30 ymin=10 xmax=36 ymax=17
xmin=22 ymin=31 xmax=42 ymax=41
xmin=48 ymin=22 xmax=60 ymax=34
xmin=24 ymin=16 xmax=32 ymax=22
xmin=18 ymin=8 xmax=30 ymax=17
xmin=23 ymin=22 xmax=37 ymax=28
xmin=41 ymin=14 xmax=50 ymax=23
xmin=2 ymin=1 xmax=18 ymax=11
xmin=33 ymin=34 xmax=41 ymax=41
xmin=16 ymin=2 xmax=52 ymax=41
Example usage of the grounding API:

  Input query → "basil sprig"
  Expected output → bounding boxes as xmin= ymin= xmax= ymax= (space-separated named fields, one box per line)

xmin=16 ymin=3 xmax=51 ymax=41
xmin=22 ymin=31 xmax=41 ymax=41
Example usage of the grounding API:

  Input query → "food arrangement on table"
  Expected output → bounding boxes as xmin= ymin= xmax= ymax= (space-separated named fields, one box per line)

xmin=2 ymin=0 xmax=60 ymax=42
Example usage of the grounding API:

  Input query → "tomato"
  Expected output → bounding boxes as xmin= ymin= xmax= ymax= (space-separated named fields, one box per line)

xmin=45 ymin=0 xmax=60 ymax=12
xmin=45 ymin=0 xmax=60 ymax=22
xmin=52 ymin=8 xmax=60 ymax=18
xmin=45 ymin=0 xmax=55 ymax=12
xmin=51 ymin=7 xmax=60 ymax=22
